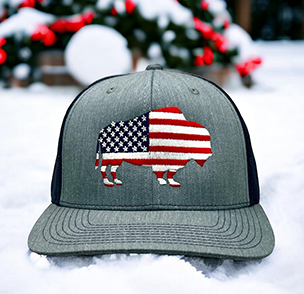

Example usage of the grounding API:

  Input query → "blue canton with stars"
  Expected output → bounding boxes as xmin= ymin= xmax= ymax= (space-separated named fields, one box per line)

xmin=98 ymin=112 xmax=149 ymax=153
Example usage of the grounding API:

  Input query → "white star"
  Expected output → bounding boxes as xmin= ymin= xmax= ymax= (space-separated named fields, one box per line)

xmin=123 ymin=146 xmax=128 ymax=152
xmin=111 ymin=131 xmax=115 ymax=137
xmin=110 ymin=142 xmax=115 ymax=147
xmin=106 ymin=137 xmax=111 ymax=142
xmin=124 ymin=126 xmax=128 ymax=132
xmin=128 ymin=131 xmax=132 ymax=137
xmin=102 ymin=132 xmax=107 ymax=138
xmin=138 ymin=121 xmax=142 ymax=126
xmin=123 ymin=136 xmax=128 ymax=142
xmin=142 ymin=126 xmax=147 ymax=132
xmin=119 ymin=121 xmax=124 ymax=127
xmin=137 ymin=141 xmax=142 ymax=147
xmin=107 ymin=126 xmax=111 ymax=132
xmin=132 ymin=146 xmax=137 ymax=152
xmin=132 ymin=125 xmax=137 ymax=132
xmin=119 ymin=131 xmax=124 ymax=137
xmin=142 ymin=146 xmax=147 ymax=152
xmin=114 ymin=137 xmax=119 ymax=142
xmin=119 ymin=141 xmax=123 ymax=147
xmin=99 ymin=128 xmax=104 ymax=133
xmin=142 ymin=136 xmax=147 ymax=142
xmin=102 ymin=142 xmax=107 ymax=147
xmin=114 ymin=146 xmax=119 ymax=152
xmin=137 ymin=131 xmax=142 ymax=137
xmin=141 ymin=115 xmax=146 ymax=121
xmin=106 ymin=147 xmax=111 ymax=152
xmin=134 ymin=116 xmax=138 ymax=121
xmin=111 ymin=121 xmax=115 ymax=127
xmin=132 ymin=136 xmax=137 ymax=142
xmin=128 ymin=141 xmax=132 ymax=147
xmin=115 ymin=126 xmax=120 ymax=132
xmin=98 ymin=138 xmax=103 ymax=143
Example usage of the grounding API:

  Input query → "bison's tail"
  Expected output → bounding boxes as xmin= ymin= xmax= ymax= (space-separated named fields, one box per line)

xmin=95 ymin=133 xmax=102 ymax=170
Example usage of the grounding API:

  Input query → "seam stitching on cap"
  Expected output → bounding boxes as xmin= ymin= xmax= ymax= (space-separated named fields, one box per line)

xmin=150 ymin=70 xmax=155 ymax=208
xmin=41 ymin=205 xmax=263 ymax=249
xmin=59 ymin=199 xmax=249 ymax=208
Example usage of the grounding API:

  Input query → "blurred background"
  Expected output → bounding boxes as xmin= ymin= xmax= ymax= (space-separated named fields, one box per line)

xmin=0 ymin=0 xmax=303 ymax=88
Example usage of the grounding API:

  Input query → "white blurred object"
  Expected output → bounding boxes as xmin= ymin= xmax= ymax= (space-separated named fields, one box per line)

xmin=0 ymin=7 xmax=55 ymax=37
xmin=224 ymin=24 xmax=258 ymax=63
xmin=65 ymin=25 xmax=132 ymax=85
xmin=12 ymin=63 xmax=31 ymax=80
xmin=135 ymin=0 xmax=192 ymax=25
xmin=207 ymin=0 xmax=227 ymax=15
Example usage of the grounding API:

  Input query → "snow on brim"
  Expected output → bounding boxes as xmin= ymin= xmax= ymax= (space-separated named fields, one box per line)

xmin=224 ymin=24 xmax=258 ymax=63
xmin=135 ymin=0 xmax=192 ymax=26
xmin=0 ymin=7 xmax=55 ymax=37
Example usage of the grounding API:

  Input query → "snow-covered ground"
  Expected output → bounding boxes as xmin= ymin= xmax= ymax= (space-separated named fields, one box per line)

xmin=0 ymin=41 xmax=304 ymax=294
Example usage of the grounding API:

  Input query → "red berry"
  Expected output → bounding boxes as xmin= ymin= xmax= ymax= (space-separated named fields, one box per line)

xmin=0 ymin=48 xmax=7 ymax=64
xmin=194 ymin=55 xmax=205 ymax=66
xmin=200 ymin=1 xmax=209 ymax=10
xmin=125 ymin=0 xmax=136 ymax=15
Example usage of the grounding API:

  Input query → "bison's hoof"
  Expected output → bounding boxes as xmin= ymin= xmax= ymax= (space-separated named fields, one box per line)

xmin=157 ymin=178 xmax=167 ymax=185
xmin=168 ymin=179 xmax=181 ymax=187
xmin=104 ymin=179 xmax=114 ymax=187
xmin=114 ymin=179 xmax=122 ymax=185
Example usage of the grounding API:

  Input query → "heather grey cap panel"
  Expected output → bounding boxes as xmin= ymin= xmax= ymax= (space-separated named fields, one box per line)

xmin=151 ymin=70 xmax=249 ymax=209
xmin=28 ymin=203 xmax=275 ymax=260
xmin=60 ymin=69 xmax=249 ymax=210
xmin=60 ymin=71 xmax=154 ymax=209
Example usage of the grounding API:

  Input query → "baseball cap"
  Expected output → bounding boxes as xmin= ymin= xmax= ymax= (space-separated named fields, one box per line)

xmin=28 ymin=64 xmax=275 ymax=260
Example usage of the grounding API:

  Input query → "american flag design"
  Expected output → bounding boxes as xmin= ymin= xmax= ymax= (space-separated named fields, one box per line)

xmin=95 ymin=106 xmax=212 ymax=187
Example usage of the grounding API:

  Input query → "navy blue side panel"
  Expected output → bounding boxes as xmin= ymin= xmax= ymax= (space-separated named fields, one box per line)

xmin=211 ymin=83 xmax=260 ymax=205
xmin=51 ymin=74 xmax=129 ymax=205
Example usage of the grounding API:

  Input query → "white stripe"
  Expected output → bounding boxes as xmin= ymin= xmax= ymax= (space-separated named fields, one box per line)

xmin=150 ymin=125 xmax=210 ymax=135
xmin=103 ymin=152 xmax=212 ymax=160
xmin=149 ymin=112 xmax=186 ymax=120
xmin=152 ymin=165 xmax=185 ymax=171
xmin=149 ymin=139 xmax=211 ymax=148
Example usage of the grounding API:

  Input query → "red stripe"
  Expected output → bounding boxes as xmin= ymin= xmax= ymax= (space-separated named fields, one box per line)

xmin=149 ymin=132 xmax=210 ymax=141
xmin=149 ymin=118 xmax=204 ymax=128
xmin=149 ymin=146 xmax=212 ymax=153
xmin=102 ymin=158 xmax=190 ymax=166
xmin=151 ymin=107 xmax=182 ymax=114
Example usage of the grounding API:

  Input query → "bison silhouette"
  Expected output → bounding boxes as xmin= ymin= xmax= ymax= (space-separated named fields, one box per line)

xmin=95 ymin=107 xmax=212 ymax=187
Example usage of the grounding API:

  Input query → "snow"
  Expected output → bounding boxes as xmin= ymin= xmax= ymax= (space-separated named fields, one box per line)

xmin=12 ymin=63 xmax=31 ymax=80
xmin=135 ymin=0 xmax=192 ymax=25
xmin=224 ymin=24 xmax=258 ymax=63
xmin=1 ymin=41 xmax=304 ymax=294
xmin=64 ymin=25 xmax=132 ymax=85
xmin=0 ymin=7 xmax=55 ymax=37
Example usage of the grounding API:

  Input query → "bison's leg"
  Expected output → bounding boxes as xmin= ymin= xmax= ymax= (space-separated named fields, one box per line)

xmin=167 ymin=170 xmax=181 ymax=187
xmin=100 ymin=165 xmax=114 ymax=187
xmin=153 ymin=171 xmax=167 ymax=185
xmin=110 ymin=165 xmax=122 ymax=186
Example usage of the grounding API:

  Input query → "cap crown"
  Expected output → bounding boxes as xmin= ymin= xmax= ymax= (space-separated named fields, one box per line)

xmin=51 ymin=69 xmax=259 ymax=210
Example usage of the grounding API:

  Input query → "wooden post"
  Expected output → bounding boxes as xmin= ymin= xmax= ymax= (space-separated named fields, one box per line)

xmin=235 ymin=0 xmax=252 ymax=34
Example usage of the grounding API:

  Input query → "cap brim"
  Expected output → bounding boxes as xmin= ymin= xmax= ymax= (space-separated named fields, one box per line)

xmin=28 ymin=203 xmax=274 ymax=260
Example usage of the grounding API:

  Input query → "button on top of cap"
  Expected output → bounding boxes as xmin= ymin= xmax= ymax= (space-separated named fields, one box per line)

xmin=146 ymin=64 xmax=163 ymax=70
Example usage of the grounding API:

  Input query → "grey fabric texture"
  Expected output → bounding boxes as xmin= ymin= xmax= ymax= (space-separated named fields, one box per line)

xmin=28 ymin=203 xmax=274 ymax=260
xmin=60 ymin=70 xmax=249 ymax=210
